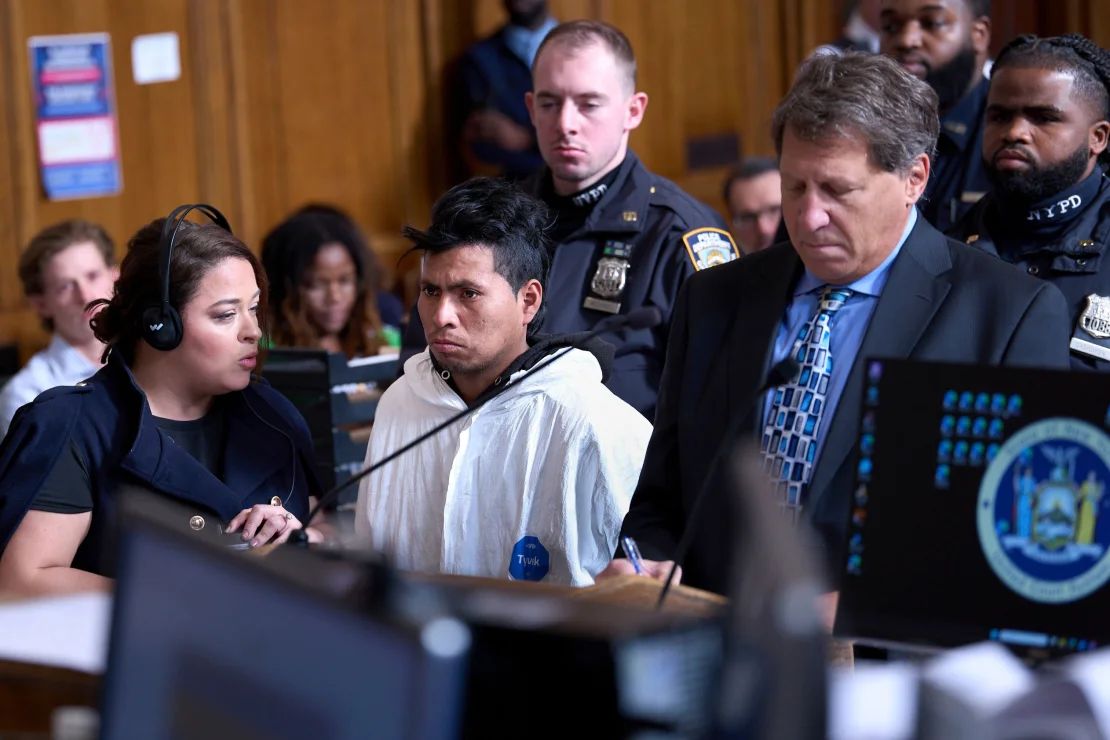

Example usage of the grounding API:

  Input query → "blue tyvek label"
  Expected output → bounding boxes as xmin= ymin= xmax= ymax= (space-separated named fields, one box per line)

xmin=508 ymin=536 xmax=549 ymax=581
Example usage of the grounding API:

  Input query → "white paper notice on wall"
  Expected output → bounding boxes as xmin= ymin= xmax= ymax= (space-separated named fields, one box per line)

xmin=131 ymin=32 xmax=180 ymax=85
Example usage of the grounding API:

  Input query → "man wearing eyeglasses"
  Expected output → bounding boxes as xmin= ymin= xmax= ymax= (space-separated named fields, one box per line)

xmin=724 ymin=157 xmax=783 ymax=255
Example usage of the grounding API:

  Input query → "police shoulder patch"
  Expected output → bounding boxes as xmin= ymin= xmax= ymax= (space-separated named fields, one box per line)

xmin=681 ymin=227 xmax=739 ymax=271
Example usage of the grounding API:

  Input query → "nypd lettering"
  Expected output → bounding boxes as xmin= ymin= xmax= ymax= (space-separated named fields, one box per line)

xmin=584 ymin=239 xmax=632 ymax=314
xmin=976 ymin=419 xmax=1110 ymax=604
xmin=571 ymin=182 xmax=608 ymax=208
xmin=1071 ymin=294 xmax=1110 ymax=362
xmin=681 ymin=227 xmax=739 ymax=271
xmin=1027 ymin=194 xmax=1083 ymax=222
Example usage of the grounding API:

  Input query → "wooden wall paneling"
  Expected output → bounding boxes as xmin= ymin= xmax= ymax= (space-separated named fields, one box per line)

xmin=1082 ymin=0 xmax=1110 ymax=46
xmin=384 ymin=0 xmax=434 ymax=246
xmin=0 ymin=1 xmax=26 ymax=316
xmin=187 ymin=0 xmax=247 ymax=243
xmin=14 ymin=1 xmax=203 ymax=239
xmin=0 ymin=0 xmax=221 ymax=357
xmin=233 ymin=0 xmax=284 ymax=252
xmin=0 ymin=0 xmax=55 ymax=355
xmin=598 ymin=0 xmax=685 ymax=181
xmin=108 ymin=0 xmax=202 ymax=225
xmin=740 ymin=1 xmax=789 ymax=157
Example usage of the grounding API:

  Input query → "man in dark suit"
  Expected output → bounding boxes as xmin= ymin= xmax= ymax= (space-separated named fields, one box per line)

xmin=606 ymin=52 xmax=1071 ymax=597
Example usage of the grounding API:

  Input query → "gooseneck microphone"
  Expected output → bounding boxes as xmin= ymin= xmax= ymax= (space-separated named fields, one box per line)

xmin=655 ymin=355 xmax=800 ymax=608
xmin=288 ymin=306 xmax=663 ymax=546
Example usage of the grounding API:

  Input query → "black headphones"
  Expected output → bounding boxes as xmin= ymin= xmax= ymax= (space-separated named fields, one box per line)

xmin=141 ymin=203 xmax=233 ymax=351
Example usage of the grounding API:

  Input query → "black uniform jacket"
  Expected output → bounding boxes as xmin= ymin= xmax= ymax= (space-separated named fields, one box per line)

xmin=923 ymin=77 xmax=992 ymax=232
xmin=951 ymin=173 xmax=1110 ymax=371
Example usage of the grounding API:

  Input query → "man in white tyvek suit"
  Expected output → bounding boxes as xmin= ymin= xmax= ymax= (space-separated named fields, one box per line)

xmin=356 ymin=177 xmax=651 ymax=585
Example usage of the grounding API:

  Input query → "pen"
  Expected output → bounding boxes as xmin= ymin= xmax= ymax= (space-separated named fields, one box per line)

xmin=621 ymin=535 xmax=645 ymax=576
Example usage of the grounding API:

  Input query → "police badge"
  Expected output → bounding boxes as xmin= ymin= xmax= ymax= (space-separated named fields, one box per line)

xmin=1070 ymin=294 xmax=1110 ymax=362
xmin=584 ymin=240 xmax=633 ymax=314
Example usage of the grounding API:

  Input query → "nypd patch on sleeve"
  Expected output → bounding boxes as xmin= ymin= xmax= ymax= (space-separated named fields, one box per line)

xmin=682 ymin=227 xmax=739 ymax=271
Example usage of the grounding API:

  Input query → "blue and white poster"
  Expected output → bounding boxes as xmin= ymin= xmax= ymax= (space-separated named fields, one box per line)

xmin=29 ymin=33 xmax=122 ymax=200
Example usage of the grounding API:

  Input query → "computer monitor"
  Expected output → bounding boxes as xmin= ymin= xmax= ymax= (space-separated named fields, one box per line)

xmin=100 ymin=490 xmax=468 ymax=739
xmin=835 ymin=359 xmax=1110 ymax=660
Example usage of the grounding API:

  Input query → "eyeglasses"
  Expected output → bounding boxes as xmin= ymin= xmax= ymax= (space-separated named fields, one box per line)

xmin=731 ymin=205 xmax=782 ymax=227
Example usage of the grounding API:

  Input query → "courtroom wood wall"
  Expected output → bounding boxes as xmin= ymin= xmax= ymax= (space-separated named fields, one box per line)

xmin=0 ymin=0 xmax=1103 ymax=359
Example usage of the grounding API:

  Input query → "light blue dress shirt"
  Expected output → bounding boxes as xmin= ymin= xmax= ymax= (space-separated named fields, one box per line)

xmin=503 ymin=17 xmax=558 ymax=67
xmin=0 ymin=335 xmax=99 ymax=439
xmin=761 ymin=208 xmax=918 ymax=466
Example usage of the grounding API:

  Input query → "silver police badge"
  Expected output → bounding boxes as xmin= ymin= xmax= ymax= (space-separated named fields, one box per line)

xmin=1071 ymin=294 xmax=1110 ymax=362
xmin=1080 ymin=294 xmax=1110 ymax=339
xmin=590 ymin=256 xmax=629 ymax=299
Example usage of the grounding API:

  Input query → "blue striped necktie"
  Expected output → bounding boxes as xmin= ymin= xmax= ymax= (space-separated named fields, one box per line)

xmin=760 ymin=286 xmax=854 ymax=520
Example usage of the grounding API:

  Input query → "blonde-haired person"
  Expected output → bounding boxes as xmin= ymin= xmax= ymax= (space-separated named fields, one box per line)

xmin=0 ymin=220 xmax=118 ymax=438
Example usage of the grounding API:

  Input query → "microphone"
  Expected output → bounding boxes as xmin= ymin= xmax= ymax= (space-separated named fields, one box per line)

xmin=288 ymin=305 xmax=664 ymax=545
xmin=655 ymin=355 xmax=799 ymax=607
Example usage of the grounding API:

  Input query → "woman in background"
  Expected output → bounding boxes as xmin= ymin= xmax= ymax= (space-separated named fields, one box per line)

xmin=261 ymin=205 xmax=402 ymax=355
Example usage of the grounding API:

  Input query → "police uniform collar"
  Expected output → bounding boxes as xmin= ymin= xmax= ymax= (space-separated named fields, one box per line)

xmin=583 ymin=151 xmax=649 ymax=234
xmin=940 ymin=75 xmax=988 ymax=152
xmin=974 ymin=173 xmax=1110 ymax=262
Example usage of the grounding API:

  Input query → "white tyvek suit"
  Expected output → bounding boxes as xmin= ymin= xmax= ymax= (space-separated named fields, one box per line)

xmin=355 ymin=347 xmax=651 ymax=586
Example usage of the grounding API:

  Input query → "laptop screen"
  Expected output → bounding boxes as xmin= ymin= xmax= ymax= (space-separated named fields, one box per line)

xmin=834 ymin=359 xmax=1110 ymax=658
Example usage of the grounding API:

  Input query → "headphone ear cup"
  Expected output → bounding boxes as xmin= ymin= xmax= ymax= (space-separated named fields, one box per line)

xmin=140 ymin=303 xmax=183 ymax=351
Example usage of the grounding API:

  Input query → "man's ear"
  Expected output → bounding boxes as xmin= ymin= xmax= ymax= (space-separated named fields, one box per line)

xmin=1089 ymin=118 xmax=1110 ymax=159
xmin=27 ymin=293 xmax=48 ymax=320
xmin=520 ymin=279 xmax=543 ymax=325
xmin=625 ymin=91 xmax=648 ymax=132
xmin=525 ymin=91 xmax=536 ymax=127
xmin=970 ymin=15 xmax=991 ymax=57
xmin=905 ymin=153 xmax=930 ymax=204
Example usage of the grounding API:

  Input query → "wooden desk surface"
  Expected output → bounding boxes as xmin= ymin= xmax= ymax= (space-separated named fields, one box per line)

xmin=0 ymin=658 xmax=99 ymax=735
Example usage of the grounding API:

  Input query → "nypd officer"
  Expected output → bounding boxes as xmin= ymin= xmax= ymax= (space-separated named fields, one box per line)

xmin=405 ymin=20 xmax=736 ymax=419
xmin=879 ymin=0 xmax=993 ymax=231
xmin=951 ymin=34 xmax=1110 ymax=370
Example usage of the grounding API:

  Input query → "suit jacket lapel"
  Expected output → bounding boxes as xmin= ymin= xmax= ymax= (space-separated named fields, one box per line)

xmin=221 ymin=390 xmax=291 ymax=505
xmin=119 ymin=389 xmax=290 ymax=520
xmin=721 ymin=247 xmax=803 ymax=428
xmin=807 ymin=217 xmax=954 ymax=501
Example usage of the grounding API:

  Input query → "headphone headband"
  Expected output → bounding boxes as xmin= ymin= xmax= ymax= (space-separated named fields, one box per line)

xmin=142 ymin=203 xmax=233 ymax=351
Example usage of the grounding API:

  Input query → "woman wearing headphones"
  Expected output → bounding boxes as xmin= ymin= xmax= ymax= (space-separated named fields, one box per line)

xmin=0 ymin=207 xmax=324 ymax=596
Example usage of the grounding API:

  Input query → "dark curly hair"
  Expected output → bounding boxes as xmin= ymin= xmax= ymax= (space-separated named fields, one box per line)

xmin=89 ymin=218 xmax=267 ymax=364
xmin=261 ymin=205 xmax=384 ymax=357
xmin=993 ymin=33 xmax=1110 ymax=167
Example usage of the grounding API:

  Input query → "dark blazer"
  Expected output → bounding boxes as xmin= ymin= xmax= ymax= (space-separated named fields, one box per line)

xmin=621 ymin=214 xmax=1072 ymax=594
xmin=0 ymin=353 xmax=320 ymax=577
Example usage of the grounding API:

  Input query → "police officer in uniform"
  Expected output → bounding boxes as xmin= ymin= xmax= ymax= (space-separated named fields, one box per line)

xmin=879 ymin=0 xmax=992 ymax=231
xmin=406 ymin=20 xmax=737 ymax=419
xmin=951 ymin=34 xmax=1110 ymax=370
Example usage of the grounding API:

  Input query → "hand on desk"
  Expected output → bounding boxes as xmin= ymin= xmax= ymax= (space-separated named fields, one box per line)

xmin=226 ymin=504 xmax=322 ymax=548
xmin=596 ymin=557 xmax=682 ymax=584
